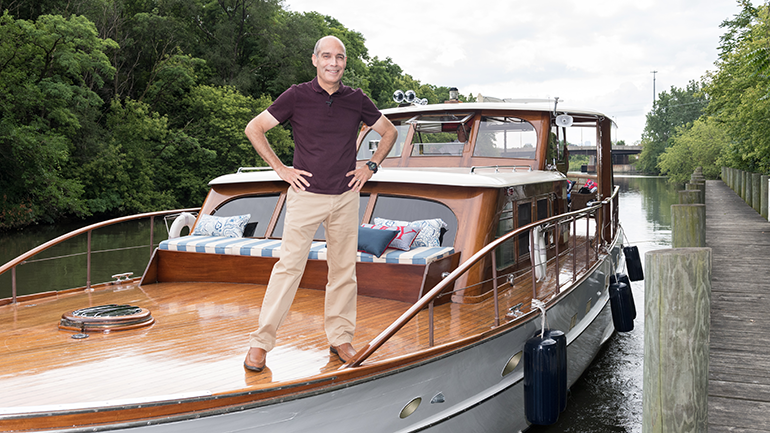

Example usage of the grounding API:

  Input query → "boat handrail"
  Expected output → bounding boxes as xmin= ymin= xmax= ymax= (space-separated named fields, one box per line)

xmin=0 ymin=208 xmax=200 ymax=303
xmin=469 ymin=165 xmax=533 ymax=173
xmin=345 ymin=185 xmax=620 ymax=368
xmin=237 ymin=167 xmax=274 ymax=173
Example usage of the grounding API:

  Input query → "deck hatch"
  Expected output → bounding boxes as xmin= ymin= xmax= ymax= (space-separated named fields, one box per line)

xmin=59 ymin=304 xmax=154 ymax=335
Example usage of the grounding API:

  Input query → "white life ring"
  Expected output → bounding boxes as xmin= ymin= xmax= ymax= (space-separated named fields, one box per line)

xmin=530 ymin=226 xmax=548 ymax=281
xmin=169 ymin=212 xmax=196 ymax=238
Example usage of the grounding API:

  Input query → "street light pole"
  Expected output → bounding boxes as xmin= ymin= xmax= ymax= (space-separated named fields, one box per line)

xmin=651 ymin=70 xmax=658 ymax=104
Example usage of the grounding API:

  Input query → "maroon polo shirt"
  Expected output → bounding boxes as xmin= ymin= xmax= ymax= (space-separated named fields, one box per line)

xmin=267 ymin=77 xmax=382 ymax=195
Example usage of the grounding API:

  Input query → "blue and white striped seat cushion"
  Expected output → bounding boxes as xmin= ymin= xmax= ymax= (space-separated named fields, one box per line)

xmin=159 ymin=235 xmax=454 ymax=265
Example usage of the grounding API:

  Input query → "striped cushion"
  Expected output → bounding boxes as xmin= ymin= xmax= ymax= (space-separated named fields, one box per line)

xmin=160 ymin=236 xmax=454 ymax=265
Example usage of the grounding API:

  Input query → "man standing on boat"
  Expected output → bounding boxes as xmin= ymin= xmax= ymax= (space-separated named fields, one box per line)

xmin=243 ymin=35 xmax=397 ymax=372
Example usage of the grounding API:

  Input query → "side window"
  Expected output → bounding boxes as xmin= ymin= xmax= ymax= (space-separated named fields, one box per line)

xmin=370 ymin=195 xmax=457 ymax=246
xmin=273 ymin=194 xmax=370 ymax=240
xmin=474 ymin=116 xmax=537 ymax=159
xmin=496 ymin=201 xmax=515 ymax=269
xmin=357 ymin=124 xmax=409 ymax=160
xmin=212 ymin=194 xmax=280 ymax=237
xmin=517 ymin=201 xmax=532 ymax=256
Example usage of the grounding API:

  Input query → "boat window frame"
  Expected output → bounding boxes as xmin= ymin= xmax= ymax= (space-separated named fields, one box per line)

xmin=406 ymin=113 xmax=474 ymax=157
xmin=495 ymin=191 xmax=556 ymax=271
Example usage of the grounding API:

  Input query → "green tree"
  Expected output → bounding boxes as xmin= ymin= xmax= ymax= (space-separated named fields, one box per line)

xmin=706 ymin=2 xmax=770 ymax=173
xmin=636 ymin=80 xmax=708 ymax=175
xmin=0 ymin=12 xmax=117 ymax=227
xmin=658 ymin=117 xmax=730 ymax=183
xmin=182 ymin=85 xmax=294 ymax=177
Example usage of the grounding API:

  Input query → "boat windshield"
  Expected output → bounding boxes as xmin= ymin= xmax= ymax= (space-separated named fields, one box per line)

xmin=357 ymin=123 xmax=410 ymax=160
xmin=409 ymin=113 xmax=473 ymax=157
xmin=473 ymin=116 xmax=537 ymax=159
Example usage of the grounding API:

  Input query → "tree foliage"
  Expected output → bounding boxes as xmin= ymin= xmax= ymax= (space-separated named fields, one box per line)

xmin=705 ymin=2 xmax=770 ymax=173
xmin=658 ymin=117 xmax=730 ymax=183
xmin=0 ymin=1 xmax=461 ymax=230
xmin=636 ymin=80 xmax=708 ymax=175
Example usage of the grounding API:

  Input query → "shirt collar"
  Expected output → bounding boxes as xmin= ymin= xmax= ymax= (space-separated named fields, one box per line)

xmin=311 ymin=76 xmax=349 ymax=97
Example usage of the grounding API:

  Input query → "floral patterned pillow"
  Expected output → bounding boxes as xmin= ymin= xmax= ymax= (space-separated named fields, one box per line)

xmin=373 ymin=218 xmax=447 ymax=248
xmin=361 ymin=223 xmax=421 ymax=251
xmin=192 ymin=214 xmax=251 ymax=238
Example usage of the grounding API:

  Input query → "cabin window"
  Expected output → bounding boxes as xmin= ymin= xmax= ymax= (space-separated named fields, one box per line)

xmin=495 ymin=201 xmax=515 ymax=269
xmin=357 ymin=123 xmax=410 ymax=160
xmin=272 ymin=194 xmax=371 ymax=240
xmin=517 ymin=201 xmax=532 ymax=256
xmin=212 ymin=194 xmax=281 ymax=238
xmin=370 ymin=195 xmax=457 ymax=246
xmin=474 ymin=116 xmax=537 ymax=159
xmin=407 ymin=113 xmax=473 ymax=157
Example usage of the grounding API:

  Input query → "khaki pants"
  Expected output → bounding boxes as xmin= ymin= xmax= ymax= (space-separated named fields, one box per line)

xmin=249 ymin=188 xmax=359 ymax=352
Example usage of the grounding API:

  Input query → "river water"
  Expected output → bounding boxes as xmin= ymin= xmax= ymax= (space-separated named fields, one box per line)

xmin=0 ymin=176 xmax=679 ymax=432
xmin=530 ymin=175 xmax=679 ymax=433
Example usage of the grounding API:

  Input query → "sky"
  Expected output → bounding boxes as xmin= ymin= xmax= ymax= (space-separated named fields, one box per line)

xmin=284 ymin=0 xmax=749 ymax=145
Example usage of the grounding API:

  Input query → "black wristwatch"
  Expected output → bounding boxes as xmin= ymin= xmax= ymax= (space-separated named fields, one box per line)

xmin=366 ymin=161 xmax=378 ymax=173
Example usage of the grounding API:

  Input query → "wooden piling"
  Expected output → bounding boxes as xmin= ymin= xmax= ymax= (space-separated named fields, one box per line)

xmin=751 ymin=173 xmax=761 ymax=213
xmin=763 ymin=175 xmax=769 ymax=220
xmin=643 ymin=248 xmax=711 ymax=433
xmin=672 ymin=204 xmax=706 ymax=248
xmin=679 ymin=190 xmax=703 ymax=205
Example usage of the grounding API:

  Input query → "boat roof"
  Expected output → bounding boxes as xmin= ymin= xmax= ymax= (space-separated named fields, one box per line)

xmin=209 ymin=166 xmax=567 ymax=188
xmin=380 ymin=99 xmax=614 ymax=125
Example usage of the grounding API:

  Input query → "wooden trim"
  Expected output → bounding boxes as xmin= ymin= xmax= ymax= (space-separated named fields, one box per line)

xmin=264 ymin=190 xmax=286 ymax=238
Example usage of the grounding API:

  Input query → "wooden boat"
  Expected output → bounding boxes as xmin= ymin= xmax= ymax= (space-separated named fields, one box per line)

xmin=0 ymin=95 xmax=627 ymax=432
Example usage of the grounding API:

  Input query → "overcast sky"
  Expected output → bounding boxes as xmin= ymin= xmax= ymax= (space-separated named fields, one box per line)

xmin=285 ymin=0 xmax=748 ymax=145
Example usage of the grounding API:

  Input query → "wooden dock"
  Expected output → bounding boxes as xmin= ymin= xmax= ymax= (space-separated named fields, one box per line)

xmin=706 ymin=180 xmax=770 ymax=432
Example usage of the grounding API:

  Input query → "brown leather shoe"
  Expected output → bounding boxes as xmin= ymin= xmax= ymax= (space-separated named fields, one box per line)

xmin=243 ymin=347 xmax=267 ymax=372
xmin=330 ymin=343 xmax=357 ymax=363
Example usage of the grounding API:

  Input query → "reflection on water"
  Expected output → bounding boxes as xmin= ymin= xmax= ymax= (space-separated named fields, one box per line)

xmin=0 ymin=219 xmax=170 ymax=299
xmin=1 ymin=177 xmax=682 ymax=432
xmin=529 ymin=176 xmax=681 ymax=433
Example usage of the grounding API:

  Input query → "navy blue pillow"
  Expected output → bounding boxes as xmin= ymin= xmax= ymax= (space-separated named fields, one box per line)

xmin=358 ymin=226 xmax=398 ymax=257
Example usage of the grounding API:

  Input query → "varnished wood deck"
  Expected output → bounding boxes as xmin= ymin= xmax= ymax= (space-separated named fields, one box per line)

xmin=0 ymin=246 xmax=596 ymax=414
xmin=706 ymin=180 xmax=770 ymax=432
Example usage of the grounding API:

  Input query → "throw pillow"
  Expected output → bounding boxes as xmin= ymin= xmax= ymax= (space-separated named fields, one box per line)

xmin=192 ymin=214 xmax=251 ymax=238
xmin=373 ymin=218 xmax=448 ymax=248
xmin=358 ymin=226 xmax=398 ymax=257
xmin=361 ymin=223 xmax=421 ymax=251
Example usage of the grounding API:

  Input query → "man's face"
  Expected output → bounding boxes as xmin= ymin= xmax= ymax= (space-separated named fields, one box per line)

xmin=312 ymin=38 xmax=347 ymax=89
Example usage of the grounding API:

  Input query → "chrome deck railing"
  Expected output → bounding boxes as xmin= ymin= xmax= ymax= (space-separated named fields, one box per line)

xmin=346 ymin=186 xmax=620 ymax=368
xmin=0 ymin=208 xmax=199 ymax=304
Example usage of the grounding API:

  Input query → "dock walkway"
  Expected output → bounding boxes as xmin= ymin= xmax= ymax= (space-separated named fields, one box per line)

xmin=707 ymin=180 xmax=770 ymax=432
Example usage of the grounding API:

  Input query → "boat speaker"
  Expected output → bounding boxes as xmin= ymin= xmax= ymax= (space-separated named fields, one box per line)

xmin=405 ymin=90 xmax=417 ymax=104
xmin=555 ymin=114 xmax=573 ymax=127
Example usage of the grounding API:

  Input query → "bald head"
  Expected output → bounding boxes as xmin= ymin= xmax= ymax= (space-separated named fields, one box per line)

xmin=314 ymin=36 xmax=346 ymax=57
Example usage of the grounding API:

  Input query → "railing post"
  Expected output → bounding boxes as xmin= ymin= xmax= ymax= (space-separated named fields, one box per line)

xmin=86 ymin=230 xmax=92 ymax=291
xmin=428 ymin=300 xmax=434 ymax=347
xmin=12 ymin=266 xmax=17 ymax=304
xmin=585 ymin=212 xmax=590 ymax=270
xmin=150 ymin=215 xmax=155 ymax=258
xmin=491 ymin=250 xmax=500 ymax=327
xmin=572 ymin=215 xmax=577 ymax=283
xmin=555 ymin=223 xmax=560 ymax=291
xmin=531 ymin=229 xmax=537 ymax=299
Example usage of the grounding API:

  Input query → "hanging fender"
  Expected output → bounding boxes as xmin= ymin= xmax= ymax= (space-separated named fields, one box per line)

xmin=530 ymin=226 xmax=548 ymax=281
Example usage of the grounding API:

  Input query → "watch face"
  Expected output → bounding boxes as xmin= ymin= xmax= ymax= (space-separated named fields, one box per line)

xmin=367 ymin=161 xmax=377 ymax=172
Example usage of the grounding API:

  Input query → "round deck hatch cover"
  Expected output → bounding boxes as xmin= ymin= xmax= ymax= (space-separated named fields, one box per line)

xmin=59 ymin=304 xmax=154 ymax=334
